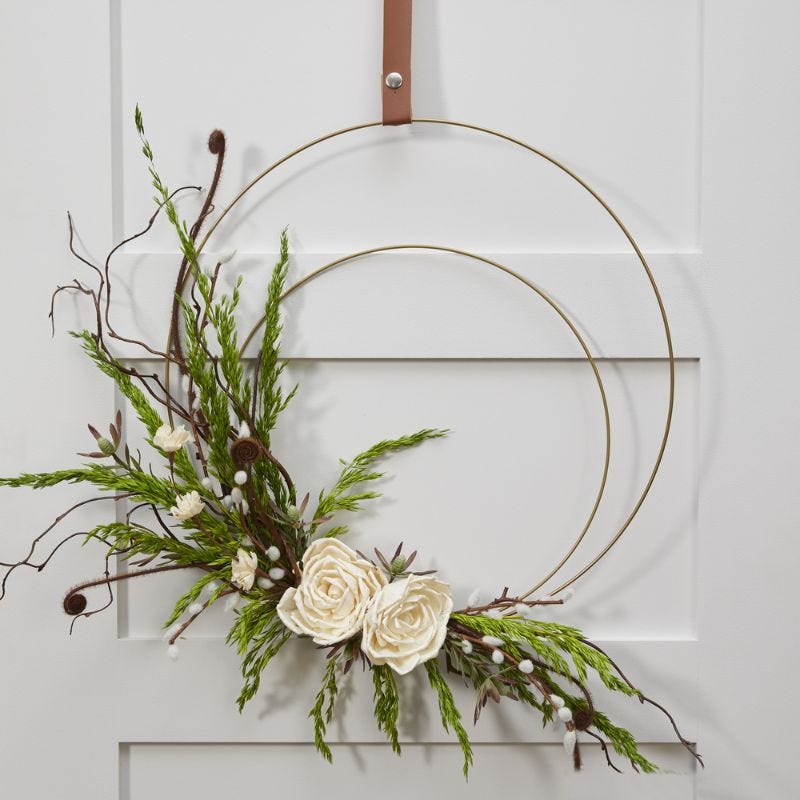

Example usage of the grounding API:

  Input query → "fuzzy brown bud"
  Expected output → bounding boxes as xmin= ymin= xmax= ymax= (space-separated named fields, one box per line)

xmin=63 ymin=592 xmax=87 ymax=615
xmin=208 ymin=129 xmax=226 ymax=155
xmin=231 ymin=436 xmax=262 ymax=466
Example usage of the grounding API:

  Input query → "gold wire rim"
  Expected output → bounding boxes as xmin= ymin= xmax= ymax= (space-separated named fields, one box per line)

xmin=166 ymin=118 xmax=676 ymax=597
xmin=239 ymin=244 xmax=613 ymax=601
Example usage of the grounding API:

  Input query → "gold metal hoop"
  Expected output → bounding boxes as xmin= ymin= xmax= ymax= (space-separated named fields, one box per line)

xmin=240 ymin=244 xmax=612 ymax=601
xmin=169 ymin=118 xmax=675 ymax=597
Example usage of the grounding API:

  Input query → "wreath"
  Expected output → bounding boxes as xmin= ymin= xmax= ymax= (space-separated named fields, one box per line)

xmin=0 ymin=109 xmax=702 ymax=777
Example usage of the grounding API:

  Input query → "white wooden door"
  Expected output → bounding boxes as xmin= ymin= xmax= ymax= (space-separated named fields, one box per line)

xmin=1 ymin=2 xmax=798 ymax=798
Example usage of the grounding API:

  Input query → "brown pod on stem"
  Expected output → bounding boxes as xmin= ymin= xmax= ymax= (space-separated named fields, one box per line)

xmin=231 ymin=436 xmax=263 ymax=467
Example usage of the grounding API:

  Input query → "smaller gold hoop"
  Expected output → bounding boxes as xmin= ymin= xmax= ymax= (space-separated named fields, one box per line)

xmin=239 ymin=244 xmax=612 ymax=601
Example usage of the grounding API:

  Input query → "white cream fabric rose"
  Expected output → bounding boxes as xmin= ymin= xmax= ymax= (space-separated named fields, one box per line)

xmin=231 ymin=548 xmax=258 ymax=591
xmin=277 ymin=538 xmax=387 ymax=645
xmin=153 ymin=424 xmax=191 ymax=452
xmin=361 ymin=574 xmax=453 ymax=675
xmin=170 ymin=490 xmax=204 ymax=521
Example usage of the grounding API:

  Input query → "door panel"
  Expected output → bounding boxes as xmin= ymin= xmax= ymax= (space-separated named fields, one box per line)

xmin=1 ymin=2 xmax=798 ymax=798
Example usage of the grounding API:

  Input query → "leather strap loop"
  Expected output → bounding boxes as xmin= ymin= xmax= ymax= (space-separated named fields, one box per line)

xmin=382 ymin=0 xmax=412 ymax=125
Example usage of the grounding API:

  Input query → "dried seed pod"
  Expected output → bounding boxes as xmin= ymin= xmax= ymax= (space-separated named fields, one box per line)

xmin=63 ymin=592 xmax=87 ymax=615
xmin=231 ymin=436 xmax=263 ymax=466
xmin=574 ymin=708 xmax=595 ymax=731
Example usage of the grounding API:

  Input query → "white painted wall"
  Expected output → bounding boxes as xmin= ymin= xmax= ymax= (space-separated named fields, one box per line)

xmin=0 ymin=2 xmax=798 ymax=797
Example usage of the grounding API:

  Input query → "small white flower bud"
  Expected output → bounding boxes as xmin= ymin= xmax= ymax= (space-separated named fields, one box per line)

xmin=266 ymin=545 xmax=280 ymax=561
xmin=557 ymin=706 xmax=573 ymax=723
xmin=268 ymin=567 xmax=286 ymax=581
xmin=201 ymin=477 xmax=213 ymax=490
xmin=203 ymin=581 xmax=220 ymax=595
xmin=234 ymin=470 xmax=248 ymax=485
xmin=230 ymin=487 xmax=244 ymax=504
xmin=481 ymin=635 xmax=504 ymax=647
xmin=551 ymin=695 xmax=565 ymax=709
xmin=167 ymin=644 xmax=180 ymax=661
xmin=563 ymin=730 xmax=576 ymax=754
xmin=219 ymin=249 xmax=237 ymax=265
xmin=222 ymin=494 xmax=233 ymax=509
xmin=187 ymin=602 xmax=204 ymax=616
xmin=518 ymin=659 xmax=534 ymax=674
xmin=162 ymin=624 xmax=180 ymax=641
xmin=491 ymin=649 xmax=505 ymax=664
xmin=460 ymin=640 xmax=473 ymax=655
xmin=257 ymin=577 xmax=275 ymax=590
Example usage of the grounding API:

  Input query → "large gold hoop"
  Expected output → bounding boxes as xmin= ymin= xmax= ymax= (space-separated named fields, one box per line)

xmin=168 ymin=119 xmax=676 ymax=597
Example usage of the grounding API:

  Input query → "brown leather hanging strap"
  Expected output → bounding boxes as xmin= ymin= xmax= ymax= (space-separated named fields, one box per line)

xmin=382 ymin=0 xmax=413 ymax=125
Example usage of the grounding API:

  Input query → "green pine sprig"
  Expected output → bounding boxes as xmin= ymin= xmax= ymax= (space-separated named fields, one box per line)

xmin=313 ymin=428 xmax=448 ymax=537
xmin=425 ymin=659 xmax=474 ymax=778
xmin=310 ymin=654 xmax=341 ymax=763
xmin=372 ymin=664 xmax=402 ymax=756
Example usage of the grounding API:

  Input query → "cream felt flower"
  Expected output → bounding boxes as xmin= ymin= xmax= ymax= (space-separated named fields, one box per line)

xmin=277 ymin=538 xmax=387 ymax=645
xmin=169 ymin=490 xmax=204 ymax=521
xmin=153 ymin=424 xmax=191 ymax=452
xmin=361 ymin=574 xmax=453 ymax=675
xmin=231 ymin=548 xmax=258 ymax=591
